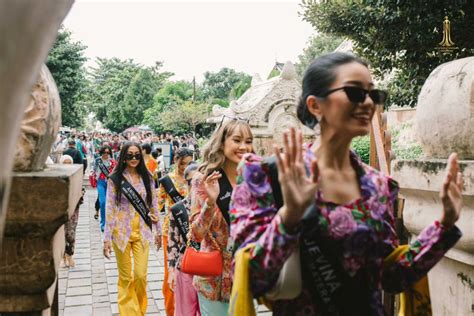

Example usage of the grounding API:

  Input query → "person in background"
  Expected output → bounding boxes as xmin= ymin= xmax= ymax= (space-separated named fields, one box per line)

xmin=103 ymin=142 xmax=162 ymax=316
xmin=189 ymin=120 xmax=253 ymax=315
xmin=167 ymin=162 xmax=201 ymax=316
xmin=63 ymin=139 xmax=84 ymax=167
xmin=76 ymin=134 xmax=88 ymax=174
xmin=142 ymin=143 xmax=158 ymax=175
xmin=157 ymin=147 xmax=194 ymax=316
xmin=93 ymin=145 xmax=117 ymax=232
xmin=60 ymin=154 xmax=85 ymax=268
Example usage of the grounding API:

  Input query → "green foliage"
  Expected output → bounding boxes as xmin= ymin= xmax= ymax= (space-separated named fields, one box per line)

xmin=295 ymin=33 xmax=344 ymax=76
xmin=267 ymin=68 xmax=281 ymax=79
xmin=143 ymin=79 xmax=212 ymax=134
xmin=351 ymin=136 xmax=370 ymax=164
xmin=46 ymin=27 xmax=88 ymax=128
xmin=202 ymin=68 xmax=252 ymax=102
xmin=87 ymin=58 xmax=172 ymax=132
xmin=390 ymin=122 xmax=423 ymax=160
xmin=300 ymin=0 xmax=474 ymax=107
xmin=230 ymin=76 xmax=252 ymax=100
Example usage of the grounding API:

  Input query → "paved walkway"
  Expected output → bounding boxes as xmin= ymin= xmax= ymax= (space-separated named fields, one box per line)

xmin=58 ymin=188 xmax=271 ymax=316
xmin=58 ymin=189 xmax=166 ymax=316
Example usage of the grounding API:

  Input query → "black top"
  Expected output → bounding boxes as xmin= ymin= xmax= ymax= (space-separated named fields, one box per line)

xmin=63 ymin=147 xmax=84 ymax=165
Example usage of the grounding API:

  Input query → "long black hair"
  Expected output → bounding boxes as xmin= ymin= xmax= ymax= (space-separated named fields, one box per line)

xmin=110 ymin=142 xmax=153 ymax=206
xmin=297 ymin=52 xmax=368 ymax=129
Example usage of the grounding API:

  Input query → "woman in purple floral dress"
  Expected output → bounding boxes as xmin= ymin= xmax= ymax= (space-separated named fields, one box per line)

xmin=230 ymin=52 xmax=463 ymax=315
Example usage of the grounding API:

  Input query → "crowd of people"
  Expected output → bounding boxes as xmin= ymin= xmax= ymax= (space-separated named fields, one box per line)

xmin=51 ymin=52 xmax=463 ymax=316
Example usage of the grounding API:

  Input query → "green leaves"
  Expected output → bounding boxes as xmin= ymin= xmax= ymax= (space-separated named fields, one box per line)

xmin=301 ymin=0 xmax=474 ymax=107
xmin=46 ymin=27 xmax=88 ymax=128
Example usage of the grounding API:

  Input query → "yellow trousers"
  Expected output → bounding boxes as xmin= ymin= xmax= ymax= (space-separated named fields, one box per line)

xmin=113 ymin=214 xmax=150 ymax=316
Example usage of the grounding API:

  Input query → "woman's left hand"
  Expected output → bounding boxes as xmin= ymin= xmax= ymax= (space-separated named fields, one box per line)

xmin=440 ymin=153 xmax=463 ymax=228
xmin=155 ymin=233 xmax=162 ymax=250
xmin=150 ymin=213 xmax=159 ymax=224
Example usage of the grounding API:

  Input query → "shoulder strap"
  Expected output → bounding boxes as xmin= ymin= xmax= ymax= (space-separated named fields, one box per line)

xmin=159 ymin=175 xmax=184 ymax=203
xmin=216 ymin=171 xmax=232 ymax=227
xmin=110 ymin=174 xmax=152 ymax=229
xmin=263 ymin=156 xmax=284 ymax=209
xmin=170 ymin=200 xmax=200 ymax=251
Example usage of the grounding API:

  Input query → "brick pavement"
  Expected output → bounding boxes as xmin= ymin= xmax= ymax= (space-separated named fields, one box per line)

xmin=59 ymin=188 xmax=271 ymax=316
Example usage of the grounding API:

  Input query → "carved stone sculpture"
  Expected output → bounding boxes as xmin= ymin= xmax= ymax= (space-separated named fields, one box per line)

xmin=13 ymin=65 xmax=61 ymax=172
xmin=0 ymin=0 xmax=74 ymax=242
xmin=207 ymin=61 xmax=314 ymax=155
xmin=416 ymin=57 xmax=474 ymax=159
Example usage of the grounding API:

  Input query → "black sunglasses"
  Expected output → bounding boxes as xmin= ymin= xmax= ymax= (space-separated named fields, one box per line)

xmin=185 ymin=178 xmax=192 ymax=186
xmin=218 ymin=115 xmax=250 ymax=129
xmin=125 ymin=153 xmax=142 ymax=161
xmin=319 ymin=86 xmax=388 ymax=105
xmin=103 ymin=151 xmax=111 ymax=155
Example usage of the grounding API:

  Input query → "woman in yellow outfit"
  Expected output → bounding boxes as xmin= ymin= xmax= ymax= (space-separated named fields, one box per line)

xmin=103 ymin=142 xmax=162 ymax=316
xmin=157 ymin=147 xmax=194 ymax=316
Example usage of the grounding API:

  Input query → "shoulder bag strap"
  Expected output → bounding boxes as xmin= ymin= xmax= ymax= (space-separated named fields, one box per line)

xmin=216 ymin=171 xmax=233 ymax=227
xmin=170 ymin=200 xmax=200 ymax=251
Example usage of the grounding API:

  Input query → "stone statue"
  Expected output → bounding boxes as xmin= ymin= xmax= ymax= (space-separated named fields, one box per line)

xmin=0 ymin=0 xmax=74 ymax=242
xmin=13 ymin=64 xmax=61 ymax=172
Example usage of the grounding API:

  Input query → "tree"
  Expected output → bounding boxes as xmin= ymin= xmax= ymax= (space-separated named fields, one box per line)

xmin=295 ymin=33 xmax=344 ymax=76
xmin=143 ymin=80 xmax=201 ymax=133
xmin=202 ymin=68 xmax=252 ymax=106
xmin=46 ymin=27 xmax=88 ymax=127
xmin=301 ymin=0 xmax=474 ymax=107
xmin=87 ymin=58 xmax=172 ymax=132
xmin=159 ymin=101 xmax=210 ymax=135
xmin=230 ymin=76 xmax=252 ymax=100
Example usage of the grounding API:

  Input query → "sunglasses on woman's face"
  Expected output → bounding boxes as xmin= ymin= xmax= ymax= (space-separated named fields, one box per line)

xmin=125 ymin=153 xmax=142 ymax=161
xmin=319 ymin=86 xmax=388 ymax=105
xmin=103 ymin=151 xmax=111 ymax=155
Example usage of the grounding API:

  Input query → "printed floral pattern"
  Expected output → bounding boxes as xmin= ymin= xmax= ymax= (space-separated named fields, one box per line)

xmin=189 ymin=173 xmax=233 ymax=302
xmin=230 ymin=150 xmax=462 ymax=316
xmin=104 ymin=170 xmax=161 ymax=253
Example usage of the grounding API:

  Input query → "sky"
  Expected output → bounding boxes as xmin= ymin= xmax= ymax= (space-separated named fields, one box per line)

xmin=63 ymin=0 xmax=315 ymax=82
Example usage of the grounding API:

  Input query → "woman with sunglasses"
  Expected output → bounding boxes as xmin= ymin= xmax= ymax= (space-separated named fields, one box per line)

xmin=189 ymin=120 xmax=254 ymax=315
xmin=103 ymin=142 xmax=162 ymax=316
xmin=157 ymin=147 xmax=194 ymax=316
xmin=92 ymin=145 xmax=116 ymax=232
xmin=230 ymin=52 xmax=463 ymax=315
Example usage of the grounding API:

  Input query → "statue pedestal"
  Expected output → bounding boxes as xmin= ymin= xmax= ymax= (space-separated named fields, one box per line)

xmin=393 ymin=159 xmax=474 ymax=315
xmin=0 ymin=164 xmax=82 ymax=315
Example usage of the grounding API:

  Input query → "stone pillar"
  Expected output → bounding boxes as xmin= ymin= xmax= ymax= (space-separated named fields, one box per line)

xmin=0 ymin=164 xmax=83 ymax=315
xmin=392 ymin=57 xmax=474 ymax=315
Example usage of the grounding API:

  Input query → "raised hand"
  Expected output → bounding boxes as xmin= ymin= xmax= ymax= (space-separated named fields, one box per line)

xmin=276 ymin=128 xmax=319 ymax=228
xmin=440 ymin=153 xmax=463 ymax=228
xmin=203 ymin=170 xmax=222 ymax=205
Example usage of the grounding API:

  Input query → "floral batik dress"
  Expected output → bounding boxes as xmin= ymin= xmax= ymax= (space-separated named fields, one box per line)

xmin=230 ymin=150 xmax=462 ymax=316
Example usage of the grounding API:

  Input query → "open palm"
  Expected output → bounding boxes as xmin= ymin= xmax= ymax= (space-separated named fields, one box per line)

xmin=203 ymin=171 xmax=222 ymax=204
xmin=440 ymin=153 xmax=463 ymax=228
xmin=275 ymin=128 xmax=319 ymax=227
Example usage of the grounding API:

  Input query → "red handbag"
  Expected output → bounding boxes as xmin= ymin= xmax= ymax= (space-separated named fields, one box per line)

xmin=180 ymin=231 xmax=223 ymax=277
